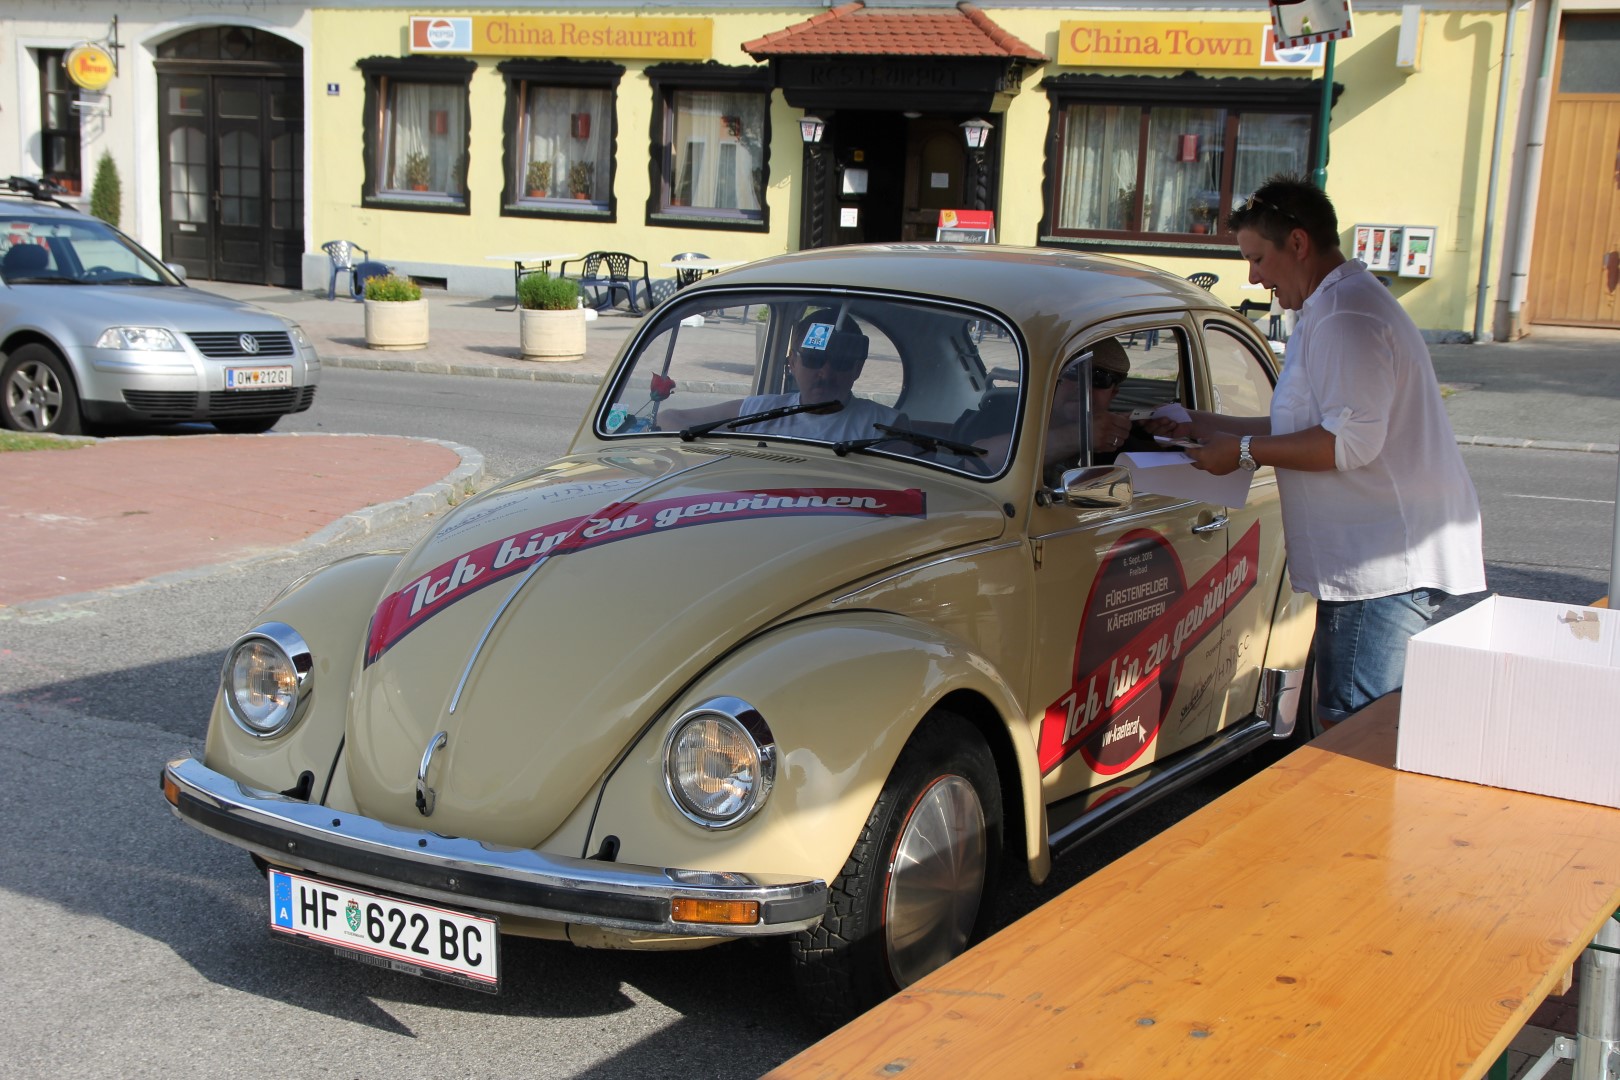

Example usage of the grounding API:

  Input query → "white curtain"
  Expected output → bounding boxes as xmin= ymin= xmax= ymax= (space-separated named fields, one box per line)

xmin=670 ymin=90 xmax=763 ymax=212
xmin=522 ymin=86 xmax=610 ymax=201
xmin=1143 ymin=108 xmax=1224 ymax=233
xmin=1232 ymin=114 xmax=1312 ymax=213
xmin=1056 ymin=104 xmax=1140 ymax=231
xmin=385 ymin=82 xmax=467 ymax=195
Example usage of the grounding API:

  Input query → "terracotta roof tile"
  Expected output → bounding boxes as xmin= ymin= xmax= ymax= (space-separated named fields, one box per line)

xmin=743 ymin=2 xmax=1046 ymax=61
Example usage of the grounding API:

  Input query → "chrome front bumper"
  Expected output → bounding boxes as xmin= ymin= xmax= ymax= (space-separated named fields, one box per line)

xmin=162 ymin=757 xmax=826 ymax=936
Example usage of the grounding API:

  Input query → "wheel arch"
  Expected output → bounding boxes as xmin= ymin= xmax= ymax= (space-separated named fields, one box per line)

xmin=932 ymin=687 xmax=1048 ymax=885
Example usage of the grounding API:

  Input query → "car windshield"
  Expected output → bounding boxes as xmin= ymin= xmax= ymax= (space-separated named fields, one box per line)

xmin=0 ymin=215 xmax=181 ymax=287
xmin=599 ymin=290 xmax=1023 ymax=478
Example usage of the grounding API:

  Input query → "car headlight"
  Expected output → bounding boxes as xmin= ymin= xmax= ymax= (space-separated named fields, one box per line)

xmin=221 ymin=622 xmax=313 ymax=738
xmin=95 ymin=326 xmax=182 ymax=351
xmin=285 ymin=322 xmax=312 ymax=349
xmin=663 ymin=697 xmax=776 ymax=829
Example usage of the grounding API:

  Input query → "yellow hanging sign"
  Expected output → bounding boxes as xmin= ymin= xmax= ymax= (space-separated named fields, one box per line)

xmin=64 ymin=42 xmax=116 ymax=91
xmin=409 ymin=16 xmax=711 ymax=60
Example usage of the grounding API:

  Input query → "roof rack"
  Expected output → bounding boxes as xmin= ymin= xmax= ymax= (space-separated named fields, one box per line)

xmin=0 ymin=177 xmax=80 ymax=211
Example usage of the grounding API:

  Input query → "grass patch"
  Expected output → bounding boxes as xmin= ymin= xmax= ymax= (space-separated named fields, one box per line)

xmin=0 ymin=430 xmax=93 ymax=452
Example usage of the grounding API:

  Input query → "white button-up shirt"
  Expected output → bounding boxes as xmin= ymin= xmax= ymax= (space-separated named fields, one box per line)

xmin=1270 ymin=260 xmax=1486 ymax=601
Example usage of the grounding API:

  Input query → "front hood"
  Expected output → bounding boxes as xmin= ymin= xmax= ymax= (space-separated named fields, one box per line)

xmin=4 ymin=283 xmax=287 ymax=332
xmin=346 ymin=446 xmax=1007 ymax=847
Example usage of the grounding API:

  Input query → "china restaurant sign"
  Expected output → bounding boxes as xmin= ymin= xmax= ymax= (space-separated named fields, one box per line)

xmin=408 ymin=15 xmax=711 ymax=59
xmin=1058 ymin=20 xmax=1325 ymax=69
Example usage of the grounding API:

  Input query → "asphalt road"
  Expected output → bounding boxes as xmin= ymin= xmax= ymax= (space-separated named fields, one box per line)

xmin=0 ymin=366 xmax=1613 ymax=1077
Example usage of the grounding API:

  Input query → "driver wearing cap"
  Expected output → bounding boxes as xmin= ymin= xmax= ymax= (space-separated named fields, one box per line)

xmin=657 ymin=308 xmax=899 ymax=440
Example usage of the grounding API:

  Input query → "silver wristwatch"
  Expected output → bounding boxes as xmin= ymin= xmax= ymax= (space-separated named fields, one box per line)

xmin=1237 ymin=436 xmax=1258 ymax=472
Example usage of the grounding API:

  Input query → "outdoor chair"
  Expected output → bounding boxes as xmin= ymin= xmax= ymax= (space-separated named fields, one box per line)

xmin=322 ymin=240 xmax=371 ymax=300
xmin=562 ymin=251 xmax=653 ymax=314
xmin=1186 ymin=272 xmax=1219 ymax=290
xmin=670 ymin=251 xmax=710 ymax=288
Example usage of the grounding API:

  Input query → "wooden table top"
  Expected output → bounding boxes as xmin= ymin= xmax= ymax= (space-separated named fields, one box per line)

xmin=767 ymin=694 xmax=1620 ymax=1079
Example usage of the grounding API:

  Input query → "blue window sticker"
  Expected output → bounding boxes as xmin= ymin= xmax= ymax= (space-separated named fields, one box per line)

xmin=801 ymin=323 xmax=833 ymax=351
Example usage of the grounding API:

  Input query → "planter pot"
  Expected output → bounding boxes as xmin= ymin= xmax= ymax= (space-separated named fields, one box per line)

xmin=520 ymin=306 xmax=587 ymax=360
xmin=1190 ymin=223 xmax=1210 ymax=235
xmin=364 ymin=298 xmax=429 ymax=351
xmin=528 ymin=188 xmax=546 ymax=198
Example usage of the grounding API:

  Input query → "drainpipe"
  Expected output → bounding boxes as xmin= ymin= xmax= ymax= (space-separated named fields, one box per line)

xmin=1502 ymin=0 xmax=1563 ymax=339
xmin=1474 ymin=0 xmax=1529 ymax=342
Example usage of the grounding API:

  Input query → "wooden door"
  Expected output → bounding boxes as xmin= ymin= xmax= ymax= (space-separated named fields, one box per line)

xmin=1528 ymin=15 xmax=1620 ymax=328
xmin=901 ymin=118 xmax=967 ymax=241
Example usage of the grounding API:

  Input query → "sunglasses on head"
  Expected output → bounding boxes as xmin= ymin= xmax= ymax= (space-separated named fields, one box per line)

xmin=1241 ymin=193 xmax=1303 ymax=228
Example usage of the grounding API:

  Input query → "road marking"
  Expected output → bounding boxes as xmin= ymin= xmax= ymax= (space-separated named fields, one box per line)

xmin=1505 ymin=494 xmax=1615 ymax=505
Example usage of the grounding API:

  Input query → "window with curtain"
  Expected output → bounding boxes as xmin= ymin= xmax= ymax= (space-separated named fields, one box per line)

xmin=517 ymin=85 xmax=611 ymax=208
xmin=1042 ymin=75 xmax=1325 ymax=248
xmin=359 ymin=56 xmax=474 ymax=212
xmin=38 ymin=50 xmax=82 ymax=195
xmin=645 ymin=64 xmax=772 ymax=232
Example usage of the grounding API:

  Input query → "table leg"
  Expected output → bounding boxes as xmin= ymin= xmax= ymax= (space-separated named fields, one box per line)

xmin=500 ymin=261 xmax=522 ymax=312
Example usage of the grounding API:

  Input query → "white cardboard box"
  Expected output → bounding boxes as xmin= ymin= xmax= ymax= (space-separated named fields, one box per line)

xmin=1396 ymin=595 xmax=1620 ymax=807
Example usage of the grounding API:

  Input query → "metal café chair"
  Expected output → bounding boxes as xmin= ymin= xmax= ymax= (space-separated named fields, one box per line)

xmin=670 ymin=251 xmax=709 ymax=289
xmin=561 ymin=251 xmax=653 ymax=314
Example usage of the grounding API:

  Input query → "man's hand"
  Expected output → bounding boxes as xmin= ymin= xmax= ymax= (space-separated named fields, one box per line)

xmin=1185 ymin=431 xmax=1242 ymax=474
xmin=1092 ymin=411 xmax=1132 ymax=453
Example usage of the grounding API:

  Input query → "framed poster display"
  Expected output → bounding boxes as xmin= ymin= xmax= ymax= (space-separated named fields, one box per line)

xmin=1397 ymin=226 xmax=1436 ymax=278
xmin=1352 ymin=223 xmax=1400 ymax=273
xmin=936 ymin=209 xmax=996 ymax=244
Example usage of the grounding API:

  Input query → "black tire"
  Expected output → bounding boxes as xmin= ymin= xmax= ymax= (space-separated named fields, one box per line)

xmin=1286 ymin=646 xmax=1322 ymax=747
xmin=212 ymin=416 xmax=281 ymax=435
xmin=1 ymin=343 xmax=81 ymax=434
xmin=789 ymin=711 xmax=1003 ymax=1030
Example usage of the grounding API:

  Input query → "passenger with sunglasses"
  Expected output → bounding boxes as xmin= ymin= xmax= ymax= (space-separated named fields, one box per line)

xmin=973 ymin=336 xmax=1143 ymax=479
xmin=655 ymin=307 xmax=899 ymax=441
xmin=1153 ymin=173 xmax=1484 ymax=732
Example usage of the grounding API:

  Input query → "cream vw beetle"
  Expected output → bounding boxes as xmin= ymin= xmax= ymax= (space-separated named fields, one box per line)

xmin=163 ymin=245 xmax=1313 ymax=1026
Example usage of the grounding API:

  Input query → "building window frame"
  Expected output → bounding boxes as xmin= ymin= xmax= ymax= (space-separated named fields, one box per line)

xmin=645 ymin=62 xmax=772 ymax=233
xmin=1038 ymin=74 xmax=1335 ymax=257
xmin=498 ymin=59 xmax=623 ymax=222
xmin=358 ymin=55 xmax=475 ymax=215
xmin=38 ymin=50 xmax=83 ymax=196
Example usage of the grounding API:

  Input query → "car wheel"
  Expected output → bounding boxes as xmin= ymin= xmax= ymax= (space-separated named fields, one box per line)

xmin=789 ymin=711 xmax=1002 ymax=1029
xmin=1286 ymin=647 xmax=1322 ymax=746
xmin=212 ymin=416 xmax=281 ymax=435
xmin=1 ymin=344 xmax=82 ymax=435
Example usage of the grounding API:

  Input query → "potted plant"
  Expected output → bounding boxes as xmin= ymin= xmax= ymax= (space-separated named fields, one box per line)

xmin=517 ymin=273 xmax=585 ymax=360
xmin=525 ymin=160 xmax=551 ymax=198
xmin=1189 ymin=198 xmax=1214 ymax=235
xmin=569 ymin=160 xmax=594 ymax=200
xmin=404 ymin=151 xmax=431 ymax=192
xmin=363 ymin=272 xmax=429 ymax=351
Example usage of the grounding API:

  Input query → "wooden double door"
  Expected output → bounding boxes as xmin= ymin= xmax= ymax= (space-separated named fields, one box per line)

xmin=157 ymin=71 xmax=303 ymax=287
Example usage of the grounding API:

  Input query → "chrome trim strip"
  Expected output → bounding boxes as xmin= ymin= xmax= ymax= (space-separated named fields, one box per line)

xmin=415 ymin=731 xmax=447 ymax=816
xmin=163 ymin=757 xmax=826 ymax=935
xmin=449 ymin=454 xmax=723 ymax=714
xmin=1261 ymin=665 xmax=1306 ymax=739
xmin=830 ymin=540 xmax=1024 ymax=604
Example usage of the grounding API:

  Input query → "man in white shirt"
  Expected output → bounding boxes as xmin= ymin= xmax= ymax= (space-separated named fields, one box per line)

xmin=657 ymin=307 xmax=898 ymax=441
xmin=1160 ymin=175 xmax=1485 ymax=730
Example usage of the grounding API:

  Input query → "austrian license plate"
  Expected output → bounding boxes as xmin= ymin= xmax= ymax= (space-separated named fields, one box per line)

xmin=225 ymin=365 xmax=292 ymax=390
xmin=268 ymin=868 xmax=500 ymax=992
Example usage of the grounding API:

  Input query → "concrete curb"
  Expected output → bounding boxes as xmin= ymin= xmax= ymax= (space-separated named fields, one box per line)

xmin=1455 ymin=435 xmax=1620 ymax=455
xmin=322 ymin=353 xmax=607 ymax=385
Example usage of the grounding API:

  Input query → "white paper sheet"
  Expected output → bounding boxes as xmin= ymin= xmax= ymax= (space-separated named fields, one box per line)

xmin=1116 ymin=451 xmax=1254 ymax=508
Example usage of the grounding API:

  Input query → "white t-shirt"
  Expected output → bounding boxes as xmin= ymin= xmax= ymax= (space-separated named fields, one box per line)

xmin=737 ymin=393 xmax=900 ymax=442
xmin=1270 ymin=260 xmax=1486 ymax=601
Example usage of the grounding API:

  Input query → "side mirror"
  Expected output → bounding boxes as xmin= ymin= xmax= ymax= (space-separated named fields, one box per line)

xmin=164 ymin=262 xmax=188 ymax=282
xmin=1055 ymin=464 xmax=1133 ymax=511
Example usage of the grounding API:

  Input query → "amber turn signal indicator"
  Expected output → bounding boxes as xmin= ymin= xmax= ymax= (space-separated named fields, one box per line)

xmin=671 ymin=897 xmax=760 ymax=926
xmin=161 ymin=763 xmax=182 ymax=806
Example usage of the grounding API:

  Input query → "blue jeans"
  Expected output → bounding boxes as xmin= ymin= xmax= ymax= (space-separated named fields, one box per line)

xmin=1314 ymin=589 xmax=1447 ymax=725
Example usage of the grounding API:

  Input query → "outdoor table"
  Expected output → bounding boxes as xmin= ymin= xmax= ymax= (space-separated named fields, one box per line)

xmin=660 ymin=257 xmax=745 ymax=288
xmin=766 ymin=692 xmax=1620 ymax=1079
xmin=486 ymin=252 xmax=579 ymax=311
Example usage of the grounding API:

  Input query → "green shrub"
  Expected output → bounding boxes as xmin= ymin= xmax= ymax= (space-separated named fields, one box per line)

xmin=518 ymin=273 xmax=579 ymax=311
xmin=89 ymin=151 xmax=121 ymax=226
xmin=364 ymin=273 xmax=422 ymax=302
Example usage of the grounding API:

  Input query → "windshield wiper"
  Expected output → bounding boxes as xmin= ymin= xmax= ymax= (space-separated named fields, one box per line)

xmin=833 ymin=423 xmax=988 ymax=458
xmin=680 ymin=399 xmax=844 ymax=441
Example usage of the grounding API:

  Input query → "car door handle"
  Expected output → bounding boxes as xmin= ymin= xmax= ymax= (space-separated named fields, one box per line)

xmin=1191 ymin=514 xmax=1229 ymax=534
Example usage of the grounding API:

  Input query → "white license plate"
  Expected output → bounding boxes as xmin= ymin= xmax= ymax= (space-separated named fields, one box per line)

xmin=225 ymin=365 xmax=292 ymax=390
xmin=268 ymin=868 xmax=500 ymax=992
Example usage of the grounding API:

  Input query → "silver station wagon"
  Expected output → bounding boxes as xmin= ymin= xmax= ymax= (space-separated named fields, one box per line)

xmin=162 ymin=244 xmax=1313 ymax=1027
xmin=0 ymin=179 xmax=319 ymax=435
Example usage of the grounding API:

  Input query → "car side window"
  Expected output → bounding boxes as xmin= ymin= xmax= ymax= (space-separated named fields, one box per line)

xmin=1202 ymin=324 xmax=1275 ymax=418
xmin=1068 ymin=327 xmax=1190 ymax=474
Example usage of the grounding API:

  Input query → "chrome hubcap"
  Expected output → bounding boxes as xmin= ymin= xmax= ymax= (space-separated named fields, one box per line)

xmin=885 ymin=774 xmax=987 ymax=987
xmin=6 ymin=360 xmax=62 ymax=432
